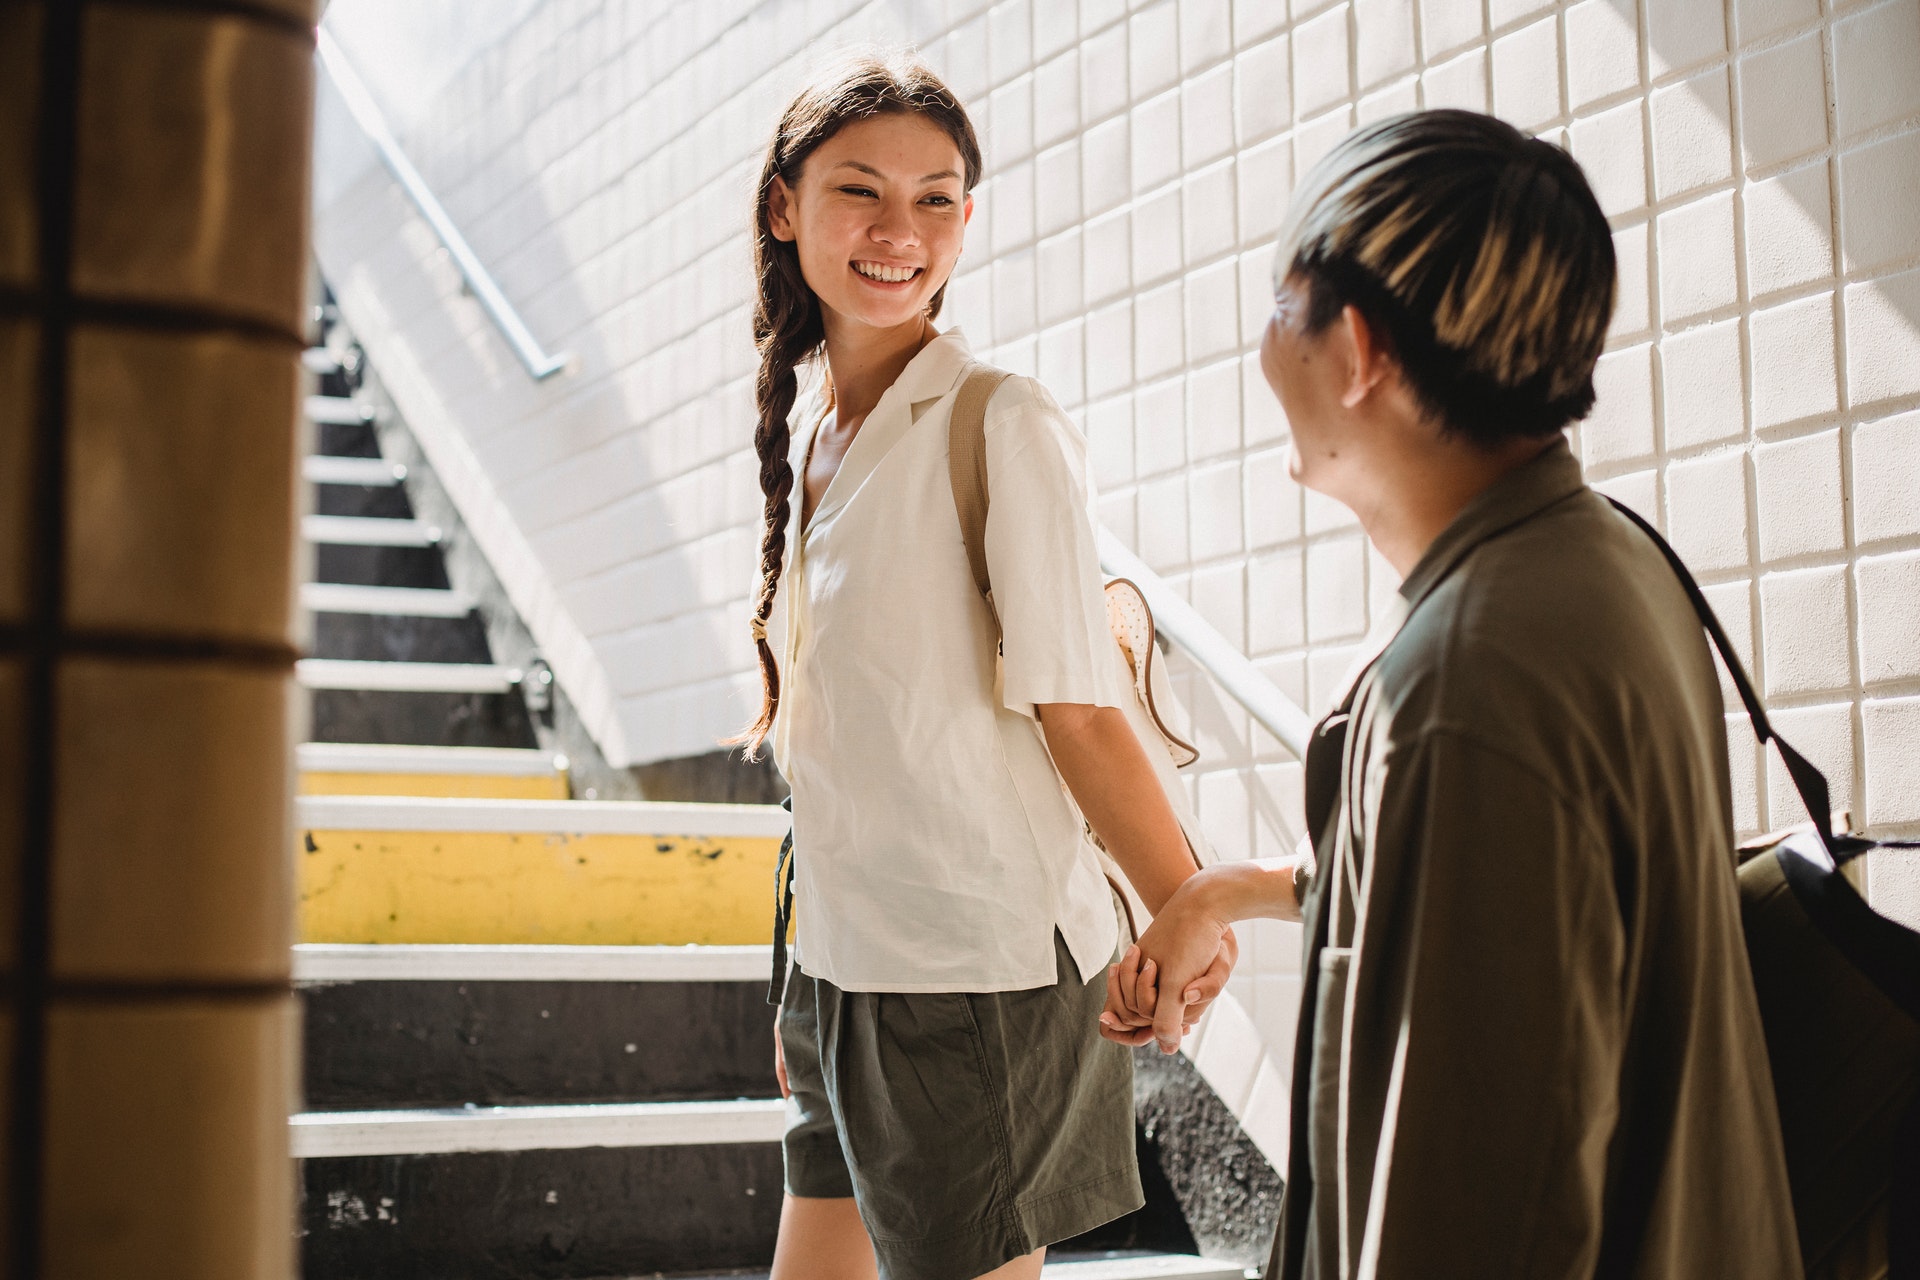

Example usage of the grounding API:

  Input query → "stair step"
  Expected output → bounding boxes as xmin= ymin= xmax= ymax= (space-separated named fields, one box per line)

xmin=297 ymin=798 xmax=788 ymax=945
xmin=303 ymin=514 xmax=442 ymax=546
xmin=1042 ymin=1256 xmax=1247 ymax=1279
xmin=297 ymin=742 xmax=560 ymax=775
xmin=301 ymin=346 xmax=341 ymax=374
xmin=297 ymin=658 xmax=519 ymax=694
xmin=310 ymin=611 xmax=494 ymax=664
xmin=642 ymin=1257 xmax=1247 ymax=1280
xmin=297 ymin=950 xmax=776 ymax=1108
xmin=315 ymin=477 xmax=413 ymax=519
xmin=314 ymin=541 xmax=452 ymax=590
xmin=299 ymin=1145 xmax=782 ymax=1277
xmin=305 ymin=393 xmax=376 ymax=425
xmin=305 ymin=453 xmax=404 ymax=486
xmin=307 ymin=687 xmax=538 ymax=749
xmin=298 ymin=742 xmax=569 ymax=799
xmin=302 ymin=582 xmax=473 ymax=616
xmin=299 ymin=795 xmax=790 ymax=835
xmin=291 ymin=1099 xmax=785 ymax=1158
xmin=294 ymin=943 xmax=768 ymax=982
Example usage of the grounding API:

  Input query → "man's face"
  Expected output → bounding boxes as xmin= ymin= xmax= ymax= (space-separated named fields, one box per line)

xmin=1260 ymin=271 xmax=1350 ymax=493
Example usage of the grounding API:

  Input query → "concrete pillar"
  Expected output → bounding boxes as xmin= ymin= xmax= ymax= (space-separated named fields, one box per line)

xmin=1 ymin=2 xmax=315 ymax=1275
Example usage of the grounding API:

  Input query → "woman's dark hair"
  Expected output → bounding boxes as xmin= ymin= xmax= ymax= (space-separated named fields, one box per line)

xmin=734 ymin=52 xmax=982 ymax=758
xmin=1279 ymin=109 xmax=1617 ymax=445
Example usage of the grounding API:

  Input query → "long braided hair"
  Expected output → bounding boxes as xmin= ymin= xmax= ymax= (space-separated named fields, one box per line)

xmin=734 ymin=53 xmax=982 ymax=758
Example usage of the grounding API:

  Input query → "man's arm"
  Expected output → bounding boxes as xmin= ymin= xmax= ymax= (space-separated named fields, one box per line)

xmin=1347 ymin=730 xmax=1625 ymax=1277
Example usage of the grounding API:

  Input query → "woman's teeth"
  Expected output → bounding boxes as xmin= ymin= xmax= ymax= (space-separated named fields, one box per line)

xmin=853 ymin=261 xmax=919 ymax=283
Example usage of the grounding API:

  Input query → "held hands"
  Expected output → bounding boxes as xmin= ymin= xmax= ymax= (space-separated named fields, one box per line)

xmin=1099 ymin=876 xmax=1237 ymax=1053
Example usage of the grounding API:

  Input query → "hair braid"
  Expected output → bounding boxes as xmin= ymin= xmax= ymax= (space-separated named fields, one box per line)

xmin=729 ymin=51 xmax=982 ymax=758
xmin=736 ymin=297 xmax=820 ymax=757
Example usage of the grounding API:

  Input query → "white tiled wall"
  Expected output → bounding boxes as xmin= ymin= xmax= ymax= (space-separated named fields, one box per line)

xmin=313 ymin=0 xmax=1920 ymax=1058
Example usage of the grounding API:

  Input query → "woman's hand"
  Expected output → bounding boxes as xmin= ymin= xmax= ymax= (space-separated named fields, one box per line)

xmin=774 ymin=1019 xmax=791 ymax=1099
xmin=1099 ymin=855 xmax=1310 ymax=1050
xmin=1101 ymin=872 xmax=1238 ymax=1052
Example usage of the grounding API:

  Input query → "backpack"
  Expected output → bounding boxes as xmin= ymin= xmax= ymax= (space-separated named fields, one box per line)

xmin=1609 ymin=498 xmax=1920 ymax=1279
xmin=947 ymin=364 xmax=1210 ymax=936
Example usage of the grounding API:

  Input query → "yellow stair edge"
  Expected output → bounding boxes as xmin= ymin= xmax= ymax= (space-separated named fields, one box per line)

xmin=297 ymin=796 xmax=790 ymax=947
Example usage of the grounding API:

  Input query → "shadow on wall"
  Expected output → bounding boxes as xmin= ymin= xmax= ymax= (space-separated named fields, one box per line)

xmin=1592 ymin=0 xmax=1920 ymax=405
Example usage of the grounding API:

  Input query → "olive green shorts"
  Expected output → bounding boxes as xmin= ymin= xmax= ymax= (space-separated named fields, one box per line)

xmin=778 ymin=931 xmax=1143 ymax=1280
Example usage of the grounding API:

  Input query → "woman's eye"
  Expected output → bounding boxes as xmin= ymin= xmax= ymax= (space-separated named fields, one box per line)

xmin=923 ymin=194 xmax=954 ymax=206
xmin=840 ymin=186 xmax=877 ymax=198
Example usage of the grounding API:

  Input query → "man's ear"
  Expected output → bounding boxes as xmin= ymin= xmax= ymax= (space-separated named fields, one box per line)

xmin=767 ymin=174 xmax=798 ymax=242
xmin=1337 ymin=304 xmax=1395 ymax=409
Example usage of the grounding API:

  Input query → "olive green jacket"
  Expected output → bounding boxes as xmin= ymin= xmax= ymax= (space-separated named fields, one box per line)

xmin=1270 ymin=440 xmax=1801 ymax=1279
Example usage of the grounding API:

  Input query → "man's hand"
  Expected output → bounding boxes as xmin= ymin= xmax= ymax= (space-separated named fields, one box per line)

xmin=1100 ymin=873 xmax=1237 ymax=1052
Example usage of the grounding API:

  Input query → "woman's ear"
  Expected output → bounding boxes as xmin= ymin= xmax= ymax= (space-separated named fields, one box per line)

xmin=768 ymin=174 xmax=798 ymax=243
xmin=1337 ymin=303 xmax=1394 ymax=409
xmin=963 ymin=193 xmax=974 ymax=227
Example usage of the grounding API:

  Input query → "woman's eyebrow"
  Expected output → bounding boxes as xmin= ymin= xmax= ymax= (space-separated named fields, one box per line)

xmin=830 ymin=160 xmax=961 ymax=182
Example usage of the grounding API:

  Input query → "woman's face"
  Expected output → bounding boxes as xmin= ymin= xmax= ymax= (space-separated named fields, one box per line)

xmin=767 ymin=112 xmax=972 ymax=336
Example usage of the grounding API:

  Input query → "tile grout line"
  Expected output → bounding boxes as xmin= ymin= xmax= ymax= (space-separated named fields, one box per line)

xmin=14 ymin=5 xmax=85 ymax=1275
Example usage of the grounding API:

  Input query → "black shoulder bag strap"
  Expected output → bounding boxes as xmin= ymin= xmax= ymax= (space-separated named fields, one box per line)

xmin=1603 ymin=497 xmax=1848 ymax=862
xmin=1606 ymin=497 xmax=1920 ymax=1021
xmin=768 ymin=795 xmax=795 ymax=1005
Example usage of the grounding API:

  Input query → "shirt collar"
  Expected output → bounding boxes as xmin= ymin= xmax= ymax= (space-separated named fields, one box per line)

xmin=794 ymin=327 xmax=979 ymax=537
xmin=893 ymin=326 xmax=976 ymax=410
xmin=1397 ymin=435 xmax=1587 ymax=614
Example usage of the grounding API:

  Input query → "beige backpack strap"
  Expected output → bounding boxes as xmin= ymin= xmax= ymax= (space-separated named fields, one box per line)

xmin=948 ymin=363 xmax=1014 ymax=628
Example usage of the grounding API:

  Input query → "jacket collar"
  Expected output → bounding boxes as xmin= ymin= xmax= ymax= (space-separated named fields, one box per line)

xmin=1326 ymin=436 xmax=1584 ymax=710
xmin=791 ymin=327 xmax=977 ymax=538
xmin=1397 ymin=435 xmax=1587 ymax=614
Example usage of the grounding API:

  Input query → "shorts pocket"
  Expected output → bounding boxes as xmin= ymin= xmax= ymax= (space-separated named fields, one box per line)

xmin=831 ymin=991 xmax=1012 ymax=1246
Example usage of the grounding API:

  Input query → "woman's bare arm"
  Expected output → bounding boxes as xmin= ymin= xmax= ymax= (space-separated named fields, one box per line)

xmin=1036 ymin=702 xmax=1198 ymax=913
xmin=1037 ymin=701 xmax=1237 ymax=1048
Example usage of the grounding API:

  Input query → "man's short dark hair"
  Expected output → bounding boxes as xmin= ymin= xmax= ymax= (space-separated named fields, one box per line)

xmin=1278 ymin=110 xmax=1617 ymax=446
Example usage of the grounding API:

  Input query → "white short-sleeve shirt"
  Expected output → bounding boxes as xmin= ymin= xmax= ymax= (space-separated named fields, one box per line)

xmin=766 ymin=329 xmax=1129 ymax=993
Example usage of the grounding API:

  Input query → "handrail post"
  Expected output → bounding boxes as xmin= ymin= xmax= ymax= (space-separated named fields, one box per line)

xmin=316 ymin=29 xmax=572 ymax=381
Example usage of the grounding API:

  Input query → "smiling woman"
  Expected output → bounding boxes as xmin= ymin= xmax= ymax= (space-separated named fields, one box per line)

xmin=734 ymin=52 xmax=1230 ymax=1280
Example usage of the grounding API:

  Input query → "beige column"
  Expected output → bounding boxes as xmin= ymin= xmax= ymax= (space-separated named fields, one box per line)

xmin=1 ymin=2 xmax=316 ymax=1276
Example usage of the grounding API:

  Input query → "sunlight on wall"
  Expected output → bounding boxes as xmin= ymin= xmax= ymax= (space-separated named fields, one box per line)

xmin=311 ymin=0 xmax=1920 ymax=1027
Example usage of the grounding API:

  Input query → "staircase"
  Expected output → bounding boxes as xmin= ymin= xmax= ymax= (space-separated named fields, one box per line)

xmin=291 ymin=302 xmax=1251 ymax=1278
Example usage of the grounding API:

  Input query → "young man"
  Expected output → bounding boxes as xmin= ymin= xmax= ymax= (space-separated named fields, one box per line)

xmin=1101 ymin=112 xmax=1801 ymax=1279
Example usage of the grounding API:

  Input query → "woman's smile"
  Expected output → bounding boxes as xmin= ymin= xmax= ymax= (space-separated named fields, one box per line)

xmin=851 ymin=259 xmax=924 ymax=287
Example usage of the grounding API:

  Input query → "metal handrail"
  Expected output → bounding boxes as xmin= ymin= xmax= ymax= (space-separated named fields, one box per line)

xmin=1099 ymin=528 xmax=1315 ymax=761
xmin=315 ymin=29 xmax=572 ymax=381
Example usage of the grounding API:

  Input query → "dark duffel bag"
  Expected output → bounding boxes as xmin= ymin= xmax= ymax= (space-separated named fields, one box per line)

xmin=1613 ymin=498 xmax=1920 ymax=1280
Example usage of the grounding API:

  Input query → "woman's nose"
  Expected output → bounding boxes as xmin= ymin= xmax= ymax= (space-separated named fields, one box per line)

xmin=868 ymin=198 xmax=920 ymax=248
